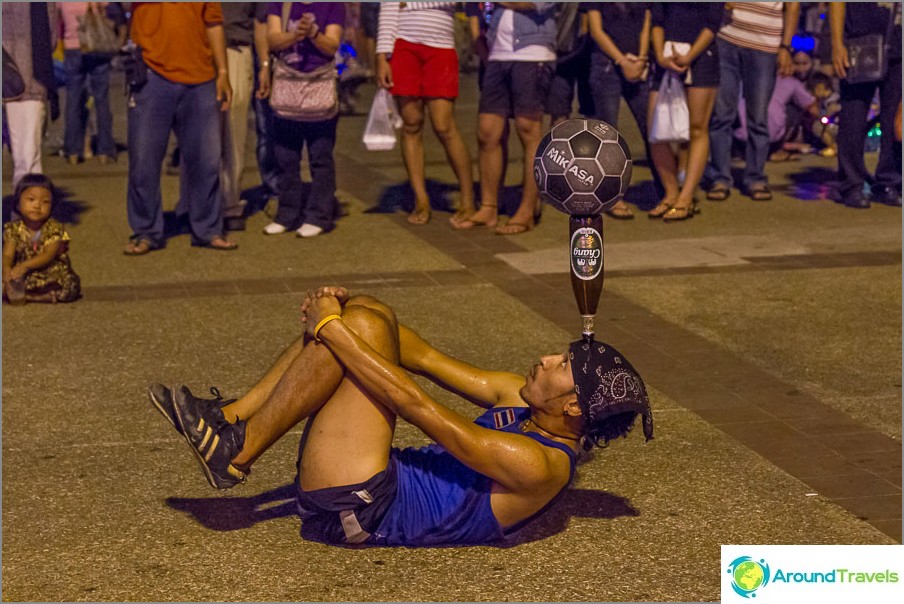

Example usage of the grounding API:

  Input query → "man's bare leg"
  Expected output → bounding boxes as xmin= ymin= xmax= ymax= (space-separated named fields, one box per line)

xmin=227 ymin=301 xmax=400 ymax=482
xmin=220 ymin=295 xmax=398 ymax=424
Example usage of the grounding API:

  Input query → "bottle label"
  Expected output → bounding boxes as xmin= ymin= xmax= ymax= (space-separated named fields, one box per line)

xmin=570 ymin=227 xmax=603 ymax=281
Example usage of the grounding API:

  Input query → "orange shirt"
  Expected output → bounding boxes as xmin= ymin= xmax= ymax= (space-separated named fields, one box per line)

xmin=131 ymin=2 xmax=223 ymax=85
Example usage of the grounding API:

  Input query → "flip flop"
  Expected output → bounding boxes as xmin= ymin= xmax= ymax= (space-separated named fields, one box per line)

xmin=603 ymin=205 xmax=635 ymax=220
xmin=407 ymin=208 xmax=431 ymax=225
xmin=495 ymin=218 xmax=534 ymax=235
xmin=123 ymin=238 xmax=155 ymax=256
xmin=193 ymin=236 xmax=238 ymax=251
xmin=706 ymin=185 xmax=730 ymax=201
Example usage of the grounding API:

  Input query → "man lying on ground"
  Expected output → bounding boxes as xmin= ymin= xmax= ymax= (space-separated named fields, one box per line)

xmin=149 ymin=286 xmax=653 ymax=546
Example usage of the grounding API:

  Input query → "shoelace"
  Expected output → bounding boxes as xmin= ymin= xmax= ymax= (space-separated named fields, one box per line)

xmin=208 ymin=386 xmax=238 ymax=407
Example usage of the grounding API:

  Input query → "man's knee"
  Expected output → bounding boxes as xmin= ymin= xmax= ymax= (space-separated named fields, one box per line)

xmin=340 ymin=303 xmax=399 ymax=362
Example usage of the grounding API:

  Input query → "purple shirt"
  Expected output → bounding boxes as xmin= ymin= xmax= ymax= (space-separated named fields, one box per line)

xmin=268 ymin=2 xmax=345 ymax=72
xmin=736 ymin=76 xmax=816 ymax=142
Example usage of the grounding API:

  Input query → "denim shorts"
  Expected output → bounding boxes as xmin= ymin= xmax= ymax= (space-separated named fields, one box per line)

xmin=479 ymin=60 xmax=554 ymax=118
xmin=296 ymin=458 xmax=398 ymax=545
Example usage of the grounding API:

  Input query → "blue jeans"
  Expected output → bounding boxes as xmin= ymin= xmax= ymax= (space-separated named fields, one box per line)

xmin=63 ymin=49 xmax=115 ymax=157
xmin=706 ymin=38 xmax=777 ymax=189
xmin=253 ymin=86 xmax=281 ymax=197
xmin=588 ymin=52 xmax=664 ymax=199
xmin=273 ymin=116 xmax=338 ymax=231
xmin=126 ymin=70 xmax=222 ymax=247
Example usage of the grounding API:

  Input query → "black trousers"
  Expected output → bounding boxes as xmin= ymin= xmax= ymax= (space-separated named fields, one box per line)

xmin=837 ymin=58 xmax=902 ymax=196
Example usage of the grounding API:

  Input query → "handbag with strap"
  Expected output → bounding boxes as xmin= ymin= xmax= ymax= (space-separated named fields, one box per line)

xmin=269 ymin=2 xmax=339 ymax=122
xmin=77 ymin=3 xmax=120 ymax=56
xmin=2 ymin=48 xmax=26 ymax=101
xmin=844 ymin=3 xmax=898 ymax=84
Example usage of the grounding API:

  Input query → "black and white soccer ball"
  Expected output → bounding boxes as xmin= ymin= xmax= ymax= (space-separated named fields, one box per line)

xmin=533 ymin=119 xmax=632 ymax=215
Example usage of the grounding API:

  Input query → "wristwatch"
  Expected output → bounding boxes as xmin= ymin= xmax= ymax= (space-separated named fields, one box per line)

xmin=779 ymin=43 xmax=792 ymax=52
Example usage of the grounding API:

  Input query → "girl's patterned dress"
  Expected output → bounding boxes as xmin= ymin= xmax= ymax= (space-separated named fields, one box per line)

xmin=3 ymin=219 xmax=81 ymax=302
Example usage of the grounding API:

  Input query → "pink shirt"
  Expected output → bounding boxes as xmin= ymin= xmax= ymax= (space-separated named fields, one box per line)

xmin=59 ymin=2 xmax=108 ymax=50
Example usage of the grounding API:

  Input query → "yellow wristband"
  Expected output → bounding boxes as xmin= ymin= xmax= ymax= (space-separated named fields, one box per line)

xmin=313 ymin=314 xmax=342 ymax=341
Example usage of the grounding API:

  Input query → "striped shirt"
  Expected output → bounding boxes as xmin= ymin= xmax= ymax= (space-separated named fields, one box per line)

xmin=376 ymin=2 xmax=456 ymax=54
xmin=718 ymin=2 xmax=785 ymax=53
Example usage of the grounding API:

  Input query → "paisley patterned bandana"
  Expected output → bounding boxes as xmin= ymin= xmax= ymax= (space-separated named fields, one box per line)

xmin=568 ymin=340 xmax=654 ymax=442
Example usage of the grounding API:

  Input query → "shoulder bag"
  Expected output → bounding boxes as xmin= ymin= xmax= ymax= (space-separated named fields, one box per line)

xmin=269 ymin=2 xmax=339 ymax=122
xmin=77 ymin=3 xmax=120 ymax=56
xmin=844 ymin=3 xmax=898 ymax=84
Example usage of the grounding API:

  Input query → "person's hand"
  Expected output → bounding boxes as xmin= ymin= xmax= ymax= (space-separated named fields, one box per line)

xmin=301 ymin=290 xmax=343 ymax=338
xmin=777 ymin=47 xmax=793 ymax=77
xmin=376 ymin=55 xmax=393 ymax=89
xmin=833 ymin=44 xmax=850 ymax=79
xmin=307 ymin=21 xmax=320 ymax=42
xmin=673 ymin=53 xmax=691 ymax=70
xmin=473 ymin=34 xmax=489 ymax=63
xmin=300 ymin=286 xmax=349 ymax=328
xmin=256 ymin=65 xmax=271 ymax=99
xmin=620 ymin=55 xmax=645 ymax=82
xmin=9 ymin=265 xmax=28 ymax=281
xmin=296 ymin=12 xmax=315 ymax=39
xmin=216 ymin=72 xmax=232 ymax=112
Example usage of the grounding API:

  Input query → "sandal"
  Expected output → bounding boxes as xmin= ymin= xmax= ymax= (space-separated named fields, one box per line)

xmin=6 ymin=279 xmax=26 ymax=305
xmin=603 ymin=203 xmax=634 ymax=220
xmin=123 ymin=238 xmax=156 ymax=256
xmin=662 ymin=203 xmax=699 ymax=222
xmin=706 ymin=184 xmax=731 ymax=201
xmin=495 ymin=208 xmax=542 ymax=236
xmin=747 ymin=185 xmax=773 ymax=202
xmin=648 ymin=201 xmax=673 ymax=219
xmin=193 ymin=236 xmax=238 ymax=251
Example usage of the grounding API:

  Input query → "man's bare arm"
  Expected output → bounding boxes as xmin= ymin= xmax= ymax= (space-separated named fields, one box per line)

xmin=399 ymin=325 xmax=526 ymax=409
xmin=302 ymin=286 xmax=526 ymax=408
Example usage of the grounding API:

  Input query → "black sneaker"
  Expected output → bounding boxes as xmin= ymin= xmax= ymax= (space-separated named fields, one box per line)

xmin=172 ymin=384 xmax=248 ymax=490
xmin=872 ymin=187 xmax=903 ymax=207
xmin=842 ymin=190 xmax=870 ymax=209
xmin=147 ymin=384 xmax=233 ymax=436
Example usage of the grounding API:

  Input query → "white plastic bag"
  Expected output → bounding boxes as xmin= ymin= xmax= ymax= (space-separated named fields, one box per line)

xmin=363 ymin=88 xmax=401 ymax=151
xmin=649 ymin=71 xmax=689 ymax=143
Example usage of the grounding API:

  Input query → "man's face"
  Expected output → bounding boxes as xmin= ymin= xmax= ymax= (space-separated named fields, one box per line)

xmin=520 ymin=351 xmax=576 ymax=409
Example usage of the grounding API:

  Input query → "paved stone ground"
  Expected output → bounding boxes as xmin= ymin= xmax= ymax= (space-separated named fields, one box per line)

xmin=1 ymin=71 xmax=900 ymax=602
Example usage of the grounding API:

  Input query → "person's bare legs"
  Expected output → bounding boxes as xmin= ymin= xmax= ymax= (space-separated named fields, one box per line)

xmin=455 ymin=112 xmax=506 ymax=229
xmin=426 ymin=98 xmax=475 ymax=225
xmin=647 ymin=90 xmax=680 ymax=216
xmin=398 ymin=97 xmax=431 ymax=225
xmin=223 ymin=298 xmax=400 ymax=478
xmin=496 ymin=113 xmax=543 ymax=235
xmin=674 ymin=87 xmax=717 ymax=211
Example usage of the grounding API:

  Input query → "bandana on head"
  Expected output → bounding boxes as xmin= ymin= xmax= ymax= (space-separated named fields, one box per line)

xmin=568 ymin=340 xmax=654 ymax=442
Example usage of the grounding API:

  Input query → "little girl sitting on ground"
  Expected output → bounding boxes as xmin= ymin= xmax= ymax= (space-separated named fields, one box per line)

xmin=2 ymin=173 xmax=81 ymax=304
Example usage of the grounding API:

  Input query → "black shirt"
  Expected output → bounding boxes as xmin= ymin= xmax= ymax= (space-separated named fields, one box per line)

xmin=586 ymin=2 xmax=651 ymax=56
xmin=222 ymin=2 xmax=270 ymax=48
xmin=650 ymin=2 xmax=725 ymax=44
xmin=844 ymin=2 xmax=901 ymax=60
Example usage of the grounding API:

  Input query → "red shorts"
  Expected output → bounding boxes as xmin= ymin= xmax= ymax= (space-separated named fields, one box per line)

xmin=389 ymin=38 xmax=459 ymax=99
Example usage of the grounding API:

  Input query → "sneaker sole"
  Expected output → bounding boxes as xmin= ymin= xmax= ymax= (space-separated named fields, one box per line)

xmin=147 ymin=385 xmax=181 ymax=435
xmin=172 ymin=385 xmax=241 ymax=490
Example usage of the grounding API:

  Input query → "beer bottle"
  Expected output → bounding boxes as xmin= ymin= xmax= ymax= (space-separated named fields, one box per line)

xmin=569 ymin=215 xmax=604 ymax=342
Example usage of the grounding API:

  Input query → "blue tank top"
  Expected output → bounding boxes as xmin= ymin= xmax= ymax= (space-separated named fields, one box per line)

xmin=369 ymin=407 xmax=577 ymax=547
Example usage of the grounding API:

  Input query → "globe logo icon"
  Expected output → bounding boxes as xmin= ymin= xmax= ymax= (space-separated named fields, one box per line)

xmin=727 ymin=556 xmax=771 ymax=598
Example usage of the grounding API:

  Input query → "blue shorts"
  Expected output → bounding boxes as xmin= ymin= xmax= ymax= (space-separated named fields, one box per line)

xmin=296 ymin=458 xmax=398 ymax=545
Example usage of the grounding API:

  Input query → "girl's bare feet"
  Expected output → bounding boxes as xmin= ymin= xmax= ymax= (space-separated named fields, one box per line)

xmin=451 ymin=204 xmax=497 ymax=229
xmin=407 ymin=202 xmax=431 ymax=225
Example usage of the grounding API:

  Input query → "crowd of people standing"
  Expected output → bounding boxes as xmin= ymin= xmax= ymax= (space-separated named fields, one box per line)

xmin=1 ymin=2 xmax=901 ymax=273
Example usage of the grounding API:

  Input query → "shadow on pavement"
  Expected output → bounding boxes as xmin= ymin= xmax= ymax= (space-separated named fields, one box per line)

xmin=365 ymin=180 xmax=525 ymax=217
xmin=166 ymin=483 xmax=298 ymax=532
xmin=167 ymin=483 xmax=637 ymax=548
